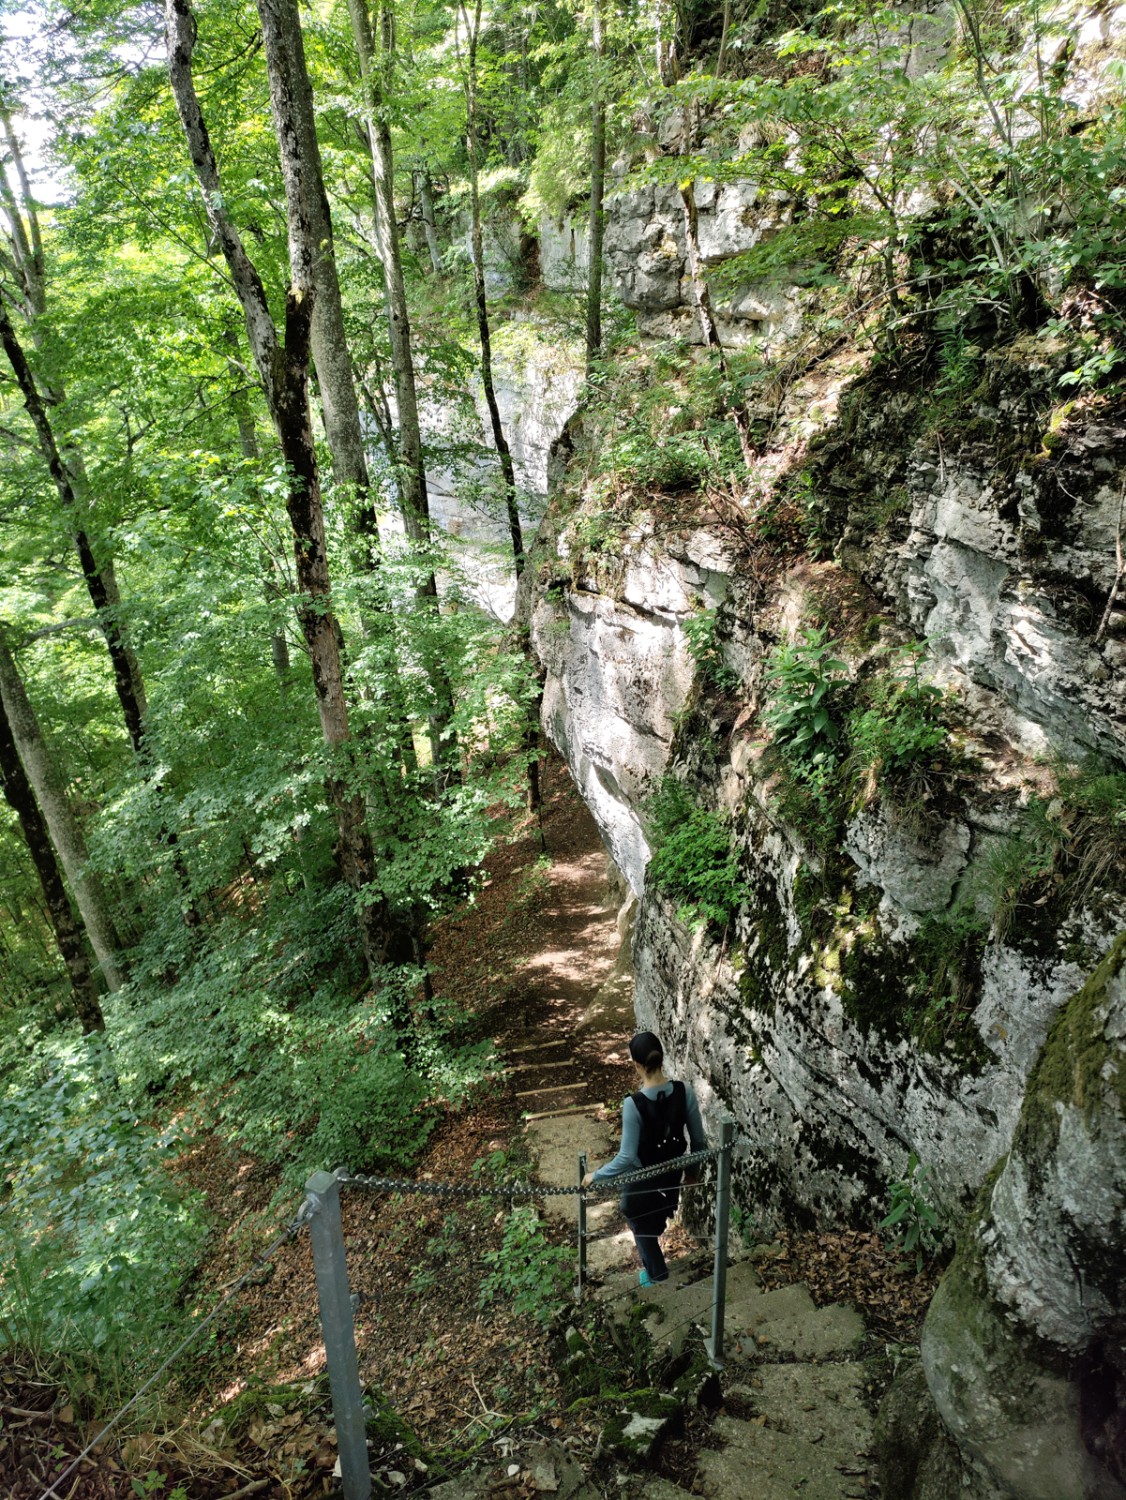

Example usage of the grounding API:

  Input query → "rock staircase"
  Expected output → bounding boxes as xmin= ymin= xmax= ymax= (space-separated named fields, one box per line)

xmin=594 ymin=1258 xmax=875 ymax=1499
xmin=465 ymin=1110 xmax=880 ymax=1500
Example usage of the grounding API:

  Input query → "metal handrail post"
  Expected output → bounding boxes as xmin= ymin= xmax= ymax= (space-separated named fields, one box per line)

xmin=708 ymin=1119 xmax=735 ymax=1369
xmin=577 ymin=1152 xmax=588 ymax=1300
xmin=305 ymin=1171 xmax=372 ymax=1500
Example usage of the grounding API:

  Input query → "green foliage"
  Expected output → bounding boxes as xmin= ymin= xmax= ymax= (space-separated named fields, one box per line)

xmin=683 ymin=607 xmax=740 ymax=694
xmin=846 ymin=646 xmax=948 ymax=792
xmin=107 ymin=901 xmax=455 ymax=1186
xmin=0 ymin=1034 xmax=208 ymax=1407
xmin=730 ymin=1203 xmax=761 ymax=1252
xmin=646 ymin=777 xmax=747 ymax=932
xmin=478 ymin=1206 xmax=572 ymax=1327
xmin=879 ymin=1154 xmax=945 ymax=1273
xmin=978 ymin=762 xmax=1126 ymax=940
xmin=763 ymin=633 xmax=952 ymax=851
xmin=763 ymin=627 xmax=848 ymax=767
xmin=573 ymin=343 xmax=760 ymax=520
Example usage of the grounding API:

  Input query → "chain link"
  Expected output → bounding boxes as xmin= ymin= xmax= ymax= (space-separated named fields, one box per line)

xmin=335 ymin=1147 xmax=718 ymax=1202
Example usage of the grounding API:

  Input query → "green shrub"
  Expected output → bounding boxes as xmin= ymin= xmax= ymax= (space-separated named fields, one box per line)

xmin=646 ymin=778 xmax=747 ymax=931
xmin=683 ymin=607 xmax=740 ymax=694
xmin=0 ymin=1034 xmax=208 ymax=1406
xmin=879 ymin=1154 xmax=946 ymax=1273
xmin=763 ymin=626 xmax=848 ymax=768
xmin=845 ymin=646 xmax=948 ymax=802
xmin=478 ymin=1207 xmax=572 ymax=1327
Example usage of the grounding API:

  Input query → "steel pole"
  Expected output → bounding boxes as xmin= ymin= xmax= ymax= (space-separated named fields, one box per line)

xmin=577 ymin=1152 xmax=588 ymax=1300
xmin=305 ymin=1171 xmax=371 ymax=1500
xmin=708 ymin=1119 xmax=735 ymax=1368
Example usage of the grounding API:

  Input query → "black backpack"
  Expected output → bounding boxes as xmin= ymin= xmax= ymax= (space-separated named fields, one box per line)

xmin=632 ymin=1081 xmax=687 ymax=1169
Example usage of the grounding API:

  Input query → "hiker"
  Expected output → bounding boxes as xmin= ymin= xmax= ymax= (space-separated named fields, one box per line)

xmin=582 ymin=1031 xmax=707 ymax=1286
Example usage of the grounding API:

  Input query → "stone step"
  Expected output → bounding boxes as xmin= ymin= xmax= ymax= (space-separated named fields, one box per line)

xmin=696 ymin=1363 xmax=874 ymax=1499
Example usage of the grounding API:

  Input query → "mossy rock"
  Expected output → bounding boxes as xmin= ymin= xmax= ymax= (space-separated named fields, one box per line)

xmin=365 ymin=1393 xmax=427 ymax=1461
xmin=600 ymin=1390 xmax=683 ymax=1462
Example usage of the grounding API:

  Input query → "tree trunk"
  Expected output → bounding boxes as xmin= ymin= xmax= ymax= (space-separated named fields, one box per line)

xmin=678 ymin=179 xmax=757 ymax=470
xmin=255 ymin=0 xmax=374 ymax=513
xmin=417 ymin=168 xmax=442 ymax=273
xmin=0 ymin=305 xmax=150 ymax=753
xmin=165 ymin=0 xmax=397 ymax=990
xmin=461 ymin=0 xmax=525 ymax=577
xmin=0 ymin=688 xmax=104 ymax=1033
xmin=0 ymin=632 xmax=124 ymax=991
xmin=347 ymin=0 xmax=458 ymax=773
xmin=585 ymin=0 xmax=606 ymax=372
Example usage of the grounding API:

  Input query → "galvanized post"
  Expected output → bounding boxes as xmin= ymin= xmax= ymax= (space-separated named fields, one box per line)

xmin=305 ymin=1171 xmax=372 ymax=1500
xmin=708 ymin=1120 xmax=735 ymax=1369
xmin=576 ymin=1152 xmax=588 ymax=1300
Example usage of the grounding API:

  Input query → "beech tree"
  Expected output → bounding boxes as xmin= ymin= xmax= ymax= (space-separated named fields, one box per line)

xmin=164 ymin=0 xmax=399 ymax=992
xmin=0 ymin=630 xmax=124 ymax=991
xmin=585 ymin=0 xmax=606 ymax=370
xmin=458 ymin=0 xmax=524 ymax=577
xmin=347 ymin=0 xmax=458 ymax=774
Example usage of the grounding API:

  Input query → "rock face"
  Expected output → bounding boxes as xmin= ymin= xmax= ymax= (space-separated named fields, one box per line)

xmin=877 ymin=346 xmax=1126 ymax=762
xmin=601 ymin=180 xmax=800 ymax=348
xmin=425 ymin=326 xmax=583 ymax=619
xmin=524 ymin=337 xmax=1126 ymax=1228
xmin=919 ymin=933 xmax=1126 ymax=1500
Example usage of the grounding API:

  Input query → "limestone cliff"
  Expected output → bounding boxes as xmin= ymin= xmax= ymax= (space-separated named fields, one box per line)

xmin=518 ymin=7 xmax=1126 ymax=1231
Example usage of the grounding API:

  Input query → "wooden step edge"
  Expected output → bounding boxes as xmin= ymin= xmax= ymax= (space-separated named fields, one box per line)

xmin=514 ymin=1083 xmax=585 ymax=1098
xmin=501 ymin=1039 xmax=571 ymax=1056
xmin=507 ymin=1059 xmax=577 ymax=1073
xmin=521 ymin=1104 xmax=597 ymax=1122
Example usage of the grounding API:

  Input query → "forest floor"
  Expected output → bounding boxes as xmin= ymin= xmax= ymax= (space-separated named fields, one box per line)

xmin=4 ymin=756 xmax=939 ymax=1499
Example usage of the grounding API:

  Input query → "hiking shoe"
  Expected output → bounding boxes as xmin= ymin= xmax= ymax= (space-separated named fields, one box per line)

xmin=639 ymin=1270 xmax=668 ymax=1288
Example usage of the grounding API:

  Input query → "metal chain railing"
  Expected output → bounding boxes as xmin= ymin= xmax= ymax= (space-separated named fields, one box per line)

xmin=30 ymin=1133 xmax=735 ymax=1500
xmin=312 ymin=1120 xmax=736 ymax=1500
xmin=335 ymin=1146 xmax=718 ymax=1202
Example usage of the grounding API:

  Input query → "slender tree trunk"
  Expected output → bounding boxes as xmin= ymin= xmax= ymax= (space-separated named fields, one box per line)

xmin=0 ymin=690 xmax=104 ymax=1033
xmin=461 ymin=0 xmax=524 ymax=576
xmin=716 ymin=0 xmax=733 ymax=75
xmin=678 ymin=179 xmax=757 ymax=470
xmin=165 ymin=0 xmax=397 ymax=992
xmin=347 ymin=0 xmax=458 ymax=772
xmin=585 ymin=0 xmax=606 ymax=372
xmin=417 ymin=168 xmax=442 ymax=273
xmin=0 ymin=306 xmax=149 ymax=753
xmin=256 ymin=0 xmax=373 ymax=513
xmin=0 ymin=632 xmax=124 ymax=991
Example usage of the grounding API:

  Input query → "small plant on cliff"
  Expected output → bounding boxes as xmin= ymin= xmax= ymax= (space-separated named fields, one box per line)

xmin=846 ymin=645 xmax=949 ymax=806
xmin=763 ymin=626 xmax=848 ymax=766
xmin=879 ymin=1154 xmax=945 ymax=1273
xmin=683 ymin=607 xmax=740 ymax=694
xmin=646 ymin=777 xmax=747 ymax=932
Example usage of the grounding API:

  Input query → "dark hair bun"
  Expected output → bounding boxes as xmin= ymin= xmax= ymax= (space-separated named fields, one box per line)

xmin=628 ymin=1031 xmax=664 ymax=1069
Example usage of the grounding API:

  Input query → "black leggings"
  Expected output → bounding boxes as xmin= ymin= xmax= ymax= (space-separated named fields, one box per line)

xmin=621 ymin=1181 xmax=681 ymax=1282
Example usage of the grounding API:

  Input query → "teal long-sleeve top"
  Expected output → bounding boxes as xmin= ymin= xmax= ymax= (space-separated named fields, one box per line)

xmin=590 ymin=1081 xmax=707 ymax=1183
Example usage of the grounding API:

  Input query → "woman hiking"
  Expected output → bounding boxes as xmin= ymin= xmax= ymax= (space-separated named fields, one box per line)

xmin=582 ymin=1031 xmax=708 ymax=1285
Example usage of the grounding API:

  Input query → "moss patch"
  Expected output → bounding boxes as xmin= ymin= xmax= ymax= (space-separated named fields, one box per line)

xmin=1014 ymin=930 xmax=1126 ymax=1165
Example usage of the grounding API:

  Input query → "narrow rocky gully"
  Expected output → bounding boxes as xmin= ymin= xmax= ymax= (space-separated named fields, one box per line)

xmin=16 ymin=760 xmax=933 ymax=1500
xmin=326 ymin=753 xmax=928 ymax=1500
